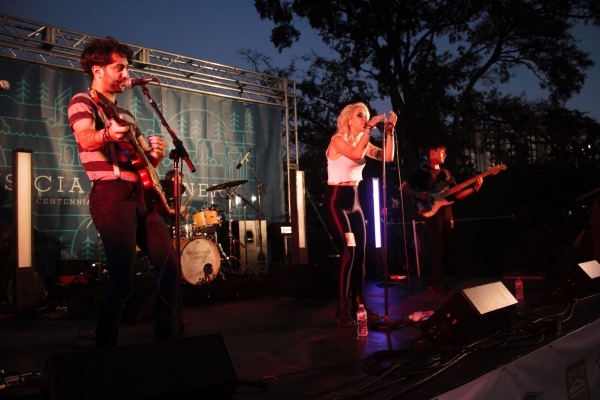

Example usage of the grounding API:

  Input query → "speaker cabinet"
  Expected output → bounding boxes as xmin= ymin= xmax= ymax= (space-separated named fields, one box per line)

xmin=232 ymin=220 xmax=268 ymax=274
xmin=550 ymin=260 xmax=600 ymax=301
xmin=421 ymin=281 xmax=517 ymax=344
xmin=47 ymin=333 xmax=237 ymax=399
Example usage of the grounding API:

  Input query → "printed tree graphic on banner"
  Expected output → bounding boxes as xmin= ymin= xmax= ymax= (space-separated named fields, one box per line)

xmin=81 ymin=235 xmax=95 ymax=260
xmin=178 ymin=115 xmax=188 ymax=137
xmin=38 ymin=82 xmax=51 ymax=106
xmin=245 ymin=113 xmax=254 ymax=135
xmin=130 ymin=97 xmax=144 ymax=119
xmin=15 ymin=79 xmax=31 ymax=104
xmin=213 ymin=121 xmax=224 ymax=141
xmin=230 ymin=111 xmax=239 ymax=131
xmin=191 ymin=119 xmax=202 ymax=139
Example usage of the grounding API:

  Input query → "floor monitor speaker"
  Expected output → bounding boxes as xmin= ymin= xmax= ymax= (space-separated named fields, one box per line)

xmin=421 ymin=281 xmax=517 ymax=344
xmin=550 ymin=260 xmax=600 ymax=301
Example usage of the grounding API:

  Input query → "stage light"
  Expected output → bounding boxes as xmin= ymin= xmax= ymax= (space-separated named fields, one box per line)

xmin=289 ymin=170 xmax=307 ymax=263
xmin=13 ymin=148 xmax=35 ymax=315
xmin=372 ymin=178 xmax=381 ymax=248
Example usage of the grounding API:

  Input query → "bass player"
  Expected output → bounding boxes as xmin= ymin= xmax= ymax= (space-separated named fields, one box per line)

xmin=68 ymin=37 xmax=177 ymax=347
xmin=400 ymin=144 xmax=482 ymax=295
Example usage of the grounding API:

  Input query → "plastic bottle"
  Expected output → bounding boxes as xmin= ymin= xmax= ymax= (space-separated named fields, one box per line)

xmin=515 ymin=277 xmax=524 ymax=300
xmin=357 ymin=304 xmax=368 ymax=337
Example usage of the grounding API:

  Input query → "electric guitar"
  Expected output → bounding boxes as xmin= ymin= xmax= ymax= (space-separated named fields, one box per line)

xmin=413 ymin=164 xmax=507 ymax=218
xmin=88 ymin=88 xmax=171 ymax=216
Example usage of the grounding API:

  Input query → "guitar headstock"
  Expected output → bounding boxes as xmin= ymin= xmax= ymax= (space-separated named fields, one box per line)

xmin=487 ymin=164 xmax=507 ymax=175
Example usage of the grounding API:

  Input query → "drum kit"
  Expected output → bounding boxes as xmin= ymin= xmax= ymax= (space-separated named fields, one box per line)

xmin=176 ymin=179 xmax=259 ymax=286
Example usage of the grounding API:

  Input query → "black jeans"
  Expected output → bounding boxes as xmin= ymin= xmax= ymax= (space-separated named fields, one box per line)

xmin=90 ymin=180 xmax=177 ymax=347
xmin=424 ymin=214 xmax=453 ymax=286
xmin=323 ymin=185 xmax=366 ymax=302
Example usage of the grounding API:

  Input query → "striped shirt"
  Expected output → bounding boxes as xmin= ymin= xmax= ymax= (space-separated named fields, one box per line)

xmin=68 ymin=92 xmax=142 ymax=182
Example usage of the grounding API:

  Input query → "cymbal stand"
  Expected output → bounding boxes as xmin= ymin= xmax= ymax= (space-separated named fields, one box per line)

xmin=245 ymin=158 xmax=267 ymax=273
xmin=223 ymin=187 xmax=246 ymax=273
xmin=241 ymin=196 xmax=249 ymax=272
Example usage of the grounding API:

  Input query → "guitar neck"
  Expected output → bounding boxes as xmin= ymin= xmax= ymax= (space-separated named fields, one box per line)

xmin=445 ymin=171 xmax=491 ymax=197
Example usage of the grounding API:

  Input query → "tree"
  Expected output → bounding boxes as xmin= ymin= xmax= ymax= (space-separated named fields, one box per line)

xmin=254 ymin=0 xmax=597 ymax=171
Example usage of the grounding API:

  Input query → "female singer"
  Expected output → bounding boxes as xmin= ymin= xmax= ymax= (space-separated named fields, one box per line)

xmin=323 ymin=102 xmax=396 ymax=326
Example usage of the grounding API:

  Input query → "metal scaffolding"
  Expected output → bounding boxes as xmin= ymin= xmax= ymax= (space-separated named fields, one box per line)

xmin=0 ymin=13 xmax=299 ymax=220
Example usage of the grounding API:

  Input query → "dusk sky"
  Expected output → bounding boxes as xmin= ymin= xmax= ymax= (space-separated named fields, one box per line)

xmin=1 ymin=0 xmax=598 ymax=120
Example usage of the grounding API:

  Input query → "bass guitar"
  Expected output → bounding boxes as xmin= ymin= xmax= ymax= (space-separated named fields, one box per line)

xmin=413 ymin=164 xmax=507 ymax=218
xmin=89 ymin=88 xmax=171 ymax=216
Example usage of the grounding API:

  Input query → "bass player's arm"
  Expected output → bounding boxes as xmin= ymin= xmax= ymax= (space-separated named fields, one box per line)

xmin=454 ymin=176 xmax=483 ymax=199
xmin=400 ymin=181 xmax=432 ymax=202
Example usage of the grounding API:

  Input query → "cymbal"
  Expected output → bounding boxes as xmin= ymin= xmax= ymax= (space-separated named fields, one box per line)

xmin=206 ymin=179 xmax=248 ymax=192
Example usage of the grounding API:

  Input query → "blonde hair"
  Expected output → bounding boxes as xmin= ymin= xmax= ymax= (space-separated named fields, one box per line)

xmin=335 ymin=102 xmax=370 ymax=142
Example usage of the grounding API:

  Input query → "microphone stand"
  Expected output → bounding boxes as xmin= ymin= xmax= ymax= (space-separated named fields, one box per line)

xmin=138 ymin=84 xmax=196 ymax=339
xmin=244 ymin=157 xmax=267 ymax=274
xmin=371 ymin=124 xmax=402 ymax=331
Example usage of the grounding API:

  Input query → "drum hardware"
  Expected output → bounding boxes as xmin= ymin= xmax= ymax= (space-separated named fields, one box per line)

xmin=240 ymin=155 xmax=268 ymax=275
xmin=205 ymin=180 xmax=248 ymax=192
xmin=206 ymin=180 xmax=248 ymax=273
xmin=89 ymin=233 xmax=107 ymax=283
xmin=215 ymin=241 xmax=233 ymax=271
xmin=228 ymin=255 xmax=255 ymax=276
xmin=234 ymin=192 xmax=267 ymax=275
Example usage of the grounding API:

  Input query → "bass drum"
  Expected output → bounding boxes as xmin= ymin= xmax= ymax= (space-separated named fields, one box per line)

xmin=180 ymin=238 xmax=220 ymax=285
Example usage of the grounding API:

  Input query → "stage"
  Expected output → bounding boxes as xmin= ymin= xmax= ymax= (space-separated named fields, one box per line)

xmin=1 ymin=271 xmax=600 ymax=399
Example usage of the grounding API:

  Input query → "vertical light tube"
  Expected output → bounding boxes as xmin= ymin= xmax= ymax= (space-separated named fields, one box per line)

xmin=372 ymin=178 xmax=381 ymax=248
xmin=13 ymin=148 xmax=35 ymax=315
xmin=15 ymin=150 xmax=33 ymax=268
xmin=296 ymin=170 xmax=306 ymax=249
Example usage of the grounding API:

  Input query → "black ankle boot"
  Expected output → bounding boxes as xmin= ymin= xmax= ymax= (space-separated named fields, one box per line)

xmin=335 ymin=300 xmax=356 ymax=327
xmin=356 ymin=296 xmax=380 ymax=322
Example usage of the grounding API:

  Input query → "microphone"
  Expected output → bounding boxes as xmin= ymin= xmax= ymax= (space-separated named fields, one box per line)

xmin=236 ymin=148 xmax=253 ymax=169
xmin=0 ymin=80 xmax=9 ymax=91
xmin=124 ymin=77 xmax=158 ymax=89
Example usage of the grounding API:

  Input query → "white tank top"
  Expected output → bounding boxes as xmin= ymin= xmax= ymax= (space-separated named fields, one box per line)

xmin=326 ymin=133 xmax=366 ymax=183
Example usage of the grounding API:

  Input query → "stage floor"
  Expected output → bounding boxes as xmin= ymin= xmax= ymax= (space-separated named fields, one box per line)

xmin=1 ymin=273 xmax=599 ymax=399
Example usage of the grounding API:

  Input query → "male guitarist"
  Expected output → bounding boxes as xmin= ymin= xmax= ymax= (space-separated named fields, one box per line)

xmin=68 ymin=37 xmax=177 ymax=347
xmin=400 ymin=144 xmax=482 ymax=295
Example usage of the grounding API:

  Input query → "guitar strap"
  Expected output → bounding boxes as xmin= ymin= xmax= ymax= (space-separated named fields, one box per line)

xmin=87 ymin=92 xmax=121 ymax=178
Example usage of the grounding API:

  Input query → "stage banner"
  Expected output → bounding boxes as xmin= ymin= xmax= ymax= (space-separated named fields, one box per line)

xmin=438 ymin=318 xmax=600 ymax=400
xmin=0 ymin=58 xmax=284 ymax=274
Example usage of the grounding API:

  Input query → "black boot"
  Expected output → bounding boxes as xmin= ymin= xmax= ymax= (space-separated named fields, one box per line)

xmin=356 ymin=296 xmax=380 ymax=322
xmin=335 ymin=300 xmax=356 ymax=327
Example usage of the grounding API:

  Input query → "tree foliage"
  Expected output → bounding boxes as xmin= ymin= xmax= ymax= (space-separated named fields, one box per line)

xmin=254 ymin=0 xmax=597 ymax=165
xmin=251 ymin=0 xmax=600 ymax=230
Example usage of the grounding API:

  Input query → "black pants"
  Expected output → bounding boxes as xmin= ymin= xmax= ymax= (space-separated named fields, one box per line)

xmin=423 ymin=214 xmax=453 ymax=286
xmin=323 ymin=185 xmax=366 ymax=302
xmin=89 ymin=180 xmax=177 ymax=347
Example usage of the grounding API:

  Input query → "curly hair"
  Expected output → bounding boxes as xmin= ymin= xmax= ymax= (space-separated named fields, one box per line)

xmin=79 ymin=36 xmax=133 ymax=76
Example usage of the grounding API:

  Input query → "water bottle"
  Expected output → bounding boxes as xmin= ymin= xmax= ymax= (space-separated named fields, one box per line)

xmin=357 ymin=304 xmax=368 ymax=337
xmin=515 ymin=277 xmax=524 ymax=300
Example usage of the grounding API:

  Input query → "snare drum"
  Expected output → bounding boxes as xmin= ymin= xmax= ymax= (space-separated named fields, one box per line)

xmin=179 ymin=223 xmax=195 ymax=240
xmin=192 ymin=210 xmax=220 ymax=233
xmin=180 ymin=238 xmax=220 ymax=285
